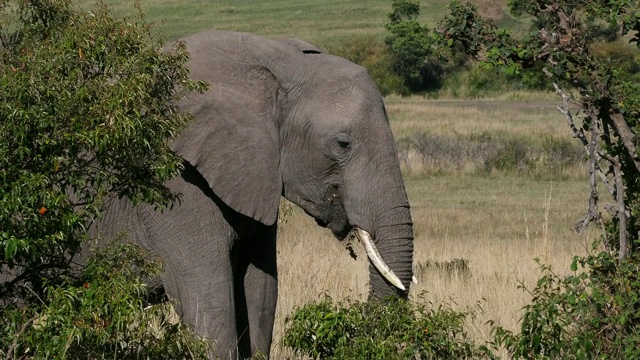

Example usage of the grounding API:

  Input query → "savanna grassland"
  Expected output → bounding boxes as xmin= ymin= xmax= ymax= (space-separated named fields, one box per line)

xmin=82 ymin=0 xmax=529 ymax=45
xmin=81 ymin=1 xmax=595 ymax=358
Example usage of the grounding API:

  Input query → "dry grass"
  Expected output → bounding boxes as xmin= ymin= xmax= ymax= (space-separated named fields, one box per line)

xmin=272 ymin=97 xmax=596 ymax=359
xmin=388 ymin=96 xmax=586 ymax=179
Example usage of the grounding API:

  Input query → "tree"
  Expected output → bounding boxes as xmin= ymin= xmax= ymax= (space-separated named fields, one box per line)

xmin=437 ymin=0 xmax=640 ymax=357
xmin=384 ymin=0 xmax=443 ymax=92
xmin=0 ymin=0 xmax=208 ymax=357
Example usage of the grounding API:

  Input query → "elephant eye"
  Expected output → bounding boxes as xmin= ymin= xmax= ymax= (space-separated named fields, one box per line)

xmin=337 ymin=139 xmax=351 ymax=149
xmin=335 ymin=134 xmax=352 ymax=150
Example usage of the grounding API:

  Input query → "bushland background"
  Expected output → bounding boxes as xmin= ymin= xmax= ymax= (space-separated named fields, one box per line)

xmin=70 ymin=0 xmax=638 ymax=357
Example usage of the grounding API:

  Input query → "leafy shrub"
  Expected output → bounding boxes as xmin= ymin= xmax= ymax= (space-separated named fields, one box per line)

xmin=490 ymin=248 xmax=640 ymax=359
xmin=0 ymin=0 xmax=204 ymax=301
xmin=0 ymin=0 xmax=208 ymax=357
xmin=436 ymin=62 xmax=552 ymax=97
xmin=283 ymin=296 xmax=494 ymax=359
xmin=324 ymin=35 xmax=408 ymax=95
xmin=0 ymin=241 xmax=210 ymax=359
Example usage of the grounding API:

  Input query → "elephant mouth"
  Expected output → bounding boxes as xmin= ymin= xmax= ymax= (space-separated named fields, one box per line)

xmin=314 ymin=217 xmax=408 ymax=292
xmin=315 ymin=218 xmax=352 ymax=240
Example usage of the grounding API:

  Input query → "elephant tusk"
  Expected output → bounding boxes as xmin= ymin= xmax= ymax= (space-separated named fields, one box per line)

xmin=412 ymin=275 xmax=418 ymax=284
xmin=355 ymin=228 xmax=406 ymax=291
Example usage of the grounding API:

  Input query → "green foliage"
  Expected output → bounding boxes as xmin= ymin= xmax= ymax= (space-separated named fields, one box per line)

xmin=324 ymin=35 xmax=408 ymax=95
xmin=283 ymin=296 xmax=495 ymax=359
xmin=490 ymin=250 xmax=640 ymax=359
xmin=0 ymin=0 xmax=205 ymax=300
xmin=384 ymin=0 xmax=444 ymax=92
xmin=442 ymin=65 xmax=550 ymax=96
xmin=0 ymin=242 xmax=210 ymax=359
xmin=0 ymin=0 xmax=208 ymax=357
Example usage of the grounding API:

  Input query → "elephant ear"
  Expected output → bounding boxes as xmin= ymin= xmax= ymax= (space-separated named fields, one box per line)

xmin=172 ymin=61 xmax=284 ymax=226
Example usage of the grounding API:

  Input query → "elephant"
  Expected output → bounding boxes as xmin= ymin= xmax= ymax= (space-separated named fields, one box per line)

xmin=93 ymin=30 xmax=415 ymax=359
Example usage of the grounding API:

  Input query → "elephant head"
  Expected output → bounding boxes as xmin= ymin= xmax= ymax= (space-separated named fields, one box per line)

xmin=171 ymin=30 xmax=414 ymax=298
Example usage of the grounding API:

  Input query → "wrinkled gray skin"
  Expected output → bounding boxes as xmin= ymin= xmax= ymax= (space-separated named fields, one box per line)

xmin=95 ymin=30 xmax=414 ymax=359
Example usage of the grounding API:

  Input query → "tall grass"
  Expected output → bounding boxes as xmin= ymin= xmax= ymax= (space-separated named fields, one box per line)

xmin=387 ymin=96 xmax=585 ymax=178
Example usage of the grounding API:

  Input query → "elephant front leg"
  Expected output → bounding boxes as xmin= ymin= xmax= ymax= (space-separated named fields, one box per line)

xmin=160 ymin=241 xmax=240 ymax=359
xmin=233 ymin=224 xmax=278 ymax=359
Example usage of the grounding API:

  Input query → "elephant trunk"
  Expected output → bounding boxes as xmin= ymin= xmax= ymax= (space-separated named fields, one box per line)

xmin=356 ymin=228 xmax=405 ymax=290
xmin=368 ymin=205 xmax=414 ymax=299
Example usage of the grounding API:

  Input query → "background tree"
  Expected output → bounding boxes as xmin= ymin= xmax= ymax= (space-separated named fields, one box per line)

xmin=0 ymin=0 xmax=208 ymax=357
xmin=384 ymin=0 xmax=443 ymax=92
xmin=437 ymin=0 xmax=640 ymax=357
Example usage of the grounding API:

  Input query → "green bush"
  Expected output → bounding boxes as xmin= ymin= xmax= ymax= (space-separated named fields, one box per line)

xmin=284 ymin=296 xmax=495 ymax=359
xmin=384 ymin=0 xmax=443 ymax=92
xmin=490 ymin=248 xmax=640 ymax=359
xmin=0 ymin=241 xmax=210 ymax=359
xmin=437 ymin=63 xmax=552 ymax=97
xmin=0 ymin=0 xmax=208 ymax=357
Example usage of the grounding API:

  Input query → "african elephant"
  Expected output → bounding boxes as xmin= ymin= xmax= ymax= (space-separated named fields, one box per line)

xmin=95 ymin=30 xmax=415 ymax=359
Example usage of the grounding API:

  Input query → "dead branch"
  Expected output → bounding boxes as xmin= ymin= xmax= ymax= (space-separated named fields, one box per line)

xmin=554 ymin=83 xmax=607 ymax=234
xmin=554 ymin=83 xmax=613 ymax=195
xmin=554 ymin=83 xmax=588 ymax=148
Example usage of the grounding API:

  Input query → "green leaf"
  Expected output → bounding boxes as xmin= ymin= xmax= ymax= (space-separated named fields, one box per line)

xmin=4 ymin=238 xmax=18 ymax=260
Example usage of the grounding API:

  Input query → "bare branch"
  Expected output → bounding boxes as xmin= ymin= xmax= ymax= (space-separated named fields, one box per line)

xmin=555 ymin=84 xmax=614 ymax=195
xmin=554 ymin=83 xmax=587 ymax=145
xmin=554 ymin=83 xmax=608 ymax=234
xmin=578 ymin=111 xmax=605 ymax=233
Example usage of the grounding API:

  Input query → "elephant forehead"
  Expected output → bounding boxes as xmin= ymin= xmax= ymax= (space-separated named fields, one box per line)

xmin=298 ymin=82 xmax=386 ymax=128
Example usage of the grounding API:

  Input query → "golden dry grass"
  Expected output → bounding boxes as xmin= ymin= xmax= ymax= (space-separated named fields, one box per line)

xmin=272 ymin=96 xmax=596 ymax=359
